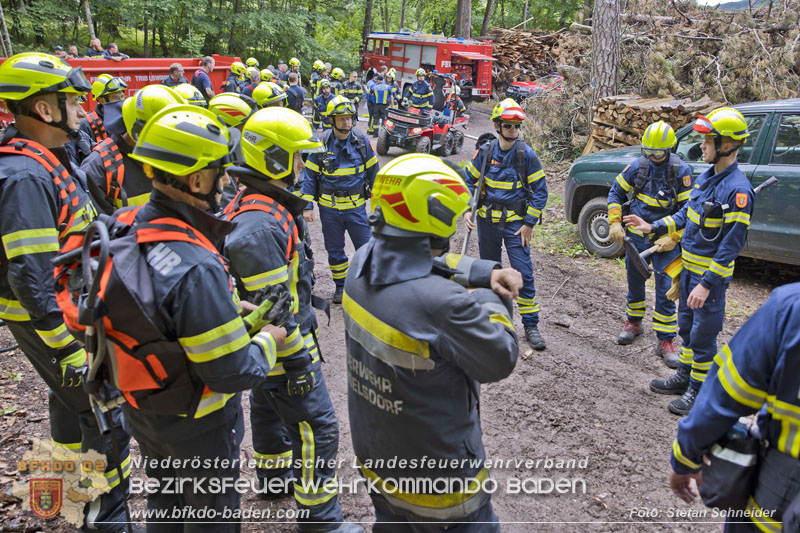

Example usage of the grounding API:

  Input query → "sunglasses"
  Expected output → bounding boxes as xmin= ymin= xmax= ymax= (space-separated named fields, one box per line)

xmin=501 ymin=123 xmax=521 ymax=130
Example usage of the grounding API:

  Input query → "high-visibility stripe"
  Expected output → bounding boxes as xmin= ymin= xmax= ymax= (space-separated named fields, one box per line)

xmin=608 ymin=202 xmax=622 ymax=211
xmin=477 ymin=207 xmax=524 ymax=223
xmin=709 ymin=260 xmax=735 ymax=277
xmin=252 ymin=332 xmax=278 ymax=370
xmin=305 ymin=161 xmax=320 ymax=172
xmin=664 ymin=216 xmax=676 ymax=234
xmin=365 ymin=156 xmax=378 ymax=169
xmin=615 ymin=174 xmax=632 ymax=192
xmin=0 ymin=297 xmax=31 ymax=321
xmin=687 ymin=207 xmax=701 ymax=225
xmin=276 ymin=328 xmax=304 ymax=358
xmin=104 ymin=453 xmax=131 ymax=489
xmin=114 ymin=192 xmax=150 ymax=209
xmin=330 ymin=261 xmax=349 ymax=280
xmin=483 ymin=176 xmax=522 ymax=190
xmin=343 ymin=292 xmax=433 ymax=370
xmin=35 ymin=323 xmax=76 ymax=349
xmin=653 ymin=311 xmax=677 ymax=323
xmin=526 ymin=206 xmax=541 ymax=218
xmin=2 ymin=228 xmax=59 ymax=259
xmin=465 ymin=161 xmax=480 ymax=179
xmin=179 ymin=317 xmax=251 ymax=363
xmin=635 ymin=192 xmax=664 ymax=208
xmin=489 ymin=313 xmax=514 ymax=331
xmin=653 ymin=323 xmax=678 ymax=334
xmin=317 ymin=194 xmax=366 ymax=210
xmin=254 ymin=450 xmax=292 ymax=470
xmin=702 ymin=217 xmax=722 ymax=228
xmin=679 ymin=346 xmax=693 ymax=365
xmin=193 ymin=391 xmax=235 ymax=418
xmin=672 ymin=439 xmax=701 ymax=470
xmin=713 ymin=345 xmax=768 ymax=410
xmin=765 ymin=395 xmax=800 ymax=458
xmin=724 ymin=211 xmax=751 ymax=225
xmin=746 ymin=496 xmax=781 ymax=533
xmin=527 ymin=169 xmax=545 ymax=183
xmin=677 ymin=190 xmax=691 ymax=202
xmin=626 ymin=301 xmax=646 ymax=318
xmin=242 ymin=266 xmax=289 ymax=291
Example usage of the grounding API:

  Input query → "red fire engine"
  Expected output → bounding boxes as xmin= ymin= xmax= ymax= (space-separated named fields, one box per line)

xmin=0 ymin=55 xmax=239 ymax=127
xmin=360 ymin=31 xmax=494 ymax=104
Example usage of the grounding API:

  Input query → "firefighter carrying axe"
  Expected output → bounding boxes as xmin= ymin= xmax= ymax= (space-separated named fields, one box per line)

xmin=625 ymin=176 xmax=778 ymax=280
xmin=461 ymin=142 xmax=493 ymax=255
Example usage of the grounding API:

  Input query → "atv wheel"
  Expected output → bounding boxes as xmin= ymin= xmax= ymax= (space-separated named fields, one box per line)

xmin=453 ymin=131 xmax=465 ymax=154
xmin=442 ymin=132 xmax=455 ymax=157
xmin=376 ymin=128 xmax=390 ymax=155
xmin=416 ymin=136 xmax=432 ymax=154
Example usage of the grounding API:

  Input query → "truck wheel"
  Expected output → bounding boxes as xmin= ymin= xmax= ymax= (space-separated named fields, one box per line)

xmin=442 ymin=132 xmax=455 ymax=156
xmin=376 ymin=129 xmax=390 ymax=155
xmin=453 ymin=131 xmax=464 ymax=154
xmin=577 ymin=196 xmax=624 ymax=258
xmin=416 ymin=136 xmax=432 ymax=154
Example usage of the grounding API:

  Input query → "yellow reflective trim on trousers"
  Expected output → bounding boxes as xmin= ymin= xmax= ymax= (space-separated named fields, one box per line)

xmin=35 ymin=323 xmax=76 ymax=349
xmin=746 ymin=496 xmax=781 ymax=533
xmin=104 ymin=453 xmax=132 ymax=489
xmin=766 ymin=395 xmax=800 ymax=458
xmin=294 ymin=474 xmax=339 ymax=507
xmin=713 ymin=345 xmax=768 ymax=410
xmin=193 ymin=391 xmax=235 ymax=418
xmin=679 ymin=346 xmax=693 ymax=365
xmin=653 ymin=323 xmax=678 ymax=333
xmin=725 ymin=212 xmax=751 ymax=225
xmin=0 ymin=297 xmax=31 ymax=321
xmin=300 ymin=421 xmax=313 ymax=486
xmin=489 ymin=313 xmax=514 ymax=331
xmin=242 ymin=266 xmax=289 ymax=292
xmin=672 ymin=439 xmax=701 ymax=470
xmin=653 ymin=311 xmax=677 ymax=323
xmin=2 ymin=228 xmax=59 ymax=259
xmin=527 ymin=169 xmax=545 ymax=183
xmin=359 ymin=462 xmax=489 ymax=510
xmin=51 ymin=439 xmax=81 ymax=451
xmin=254 ymin=450 xmax=292 ymax=469
xmin=253 ymin=332 xmax=277 ymax=370
xmin=114 ymin=192 xmax=150 ymax=209
xmin=179 ymin=316 xmax=251 ymax=363
xmin=615 ymin=174 xmax=632 ymax=192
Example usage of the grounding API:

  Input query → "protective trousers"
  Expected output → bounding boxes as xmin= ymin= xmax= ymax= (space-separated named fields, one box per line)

xmin=477 ymin=217 xmax=539 ymax=327
xmin=678 ymin=270 xmax=728 ymax=391
xmin=124 ymin=401 xmax=244 ymax=533
xmin=366 ymin=101 xmax=375 ymax=134
xmin=370 ymin=492 xmax=499 ymax=533
xmin=5 ymin=320 xmax=131 ymax=532
xmin=249 ymin=357 xmax=343 ymax=524
xmin=319 ymin=205 xmax=371 ymax=289
xmin=624 ymin=233 xmax=679 ymax=340
xmin=371 ymin=104 xmax=389 ymax=136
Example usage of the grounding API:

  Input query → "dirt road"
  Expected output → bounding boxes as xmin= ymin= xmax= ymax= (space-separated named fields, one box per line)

xmin=0 ymin=111 xmax=797 ymax=532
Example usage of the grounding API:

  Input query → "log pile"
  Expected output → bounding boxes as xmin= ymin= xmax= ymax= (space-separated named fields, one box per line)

xmin=583 ymin=94 xmax=724 ymax=155
xmin=489 ymin=28 xmax=562 ymax=97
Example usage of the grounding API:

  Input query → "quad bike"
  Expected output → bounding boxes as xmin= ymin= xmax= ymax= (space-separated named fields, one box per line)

xmin=376 ymin=106 xmax=468 ymax=157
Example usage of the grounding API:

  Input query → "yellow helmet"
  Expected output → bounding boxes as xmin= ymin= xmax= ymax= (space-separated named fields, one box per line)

xmin=641 ymin=120 xmax=676 ymax=160
xmin=331 ymin=68 xmax=344 ymax=80
xmin=246 ymin=57 xmax=259 ymax=68
xmin=252 ymin=82 xmax=287 ymax=108
xmin=260 ymin=68 xmax=274 ymax=83
xmin=490 ymin=98 xmax=525 ymax=122
xmin=415 ymin=68 xmax=426 ymax=77
xmin=323 ymin=95 xmax=355 ymax=117
xmin=209 ymin=92 xmax=257 ymax=128
xmin=370 ymin=154 xmax=470 ymax=238
xmin=313 ymin=60 xmax=325 ymax=71
xmin=387 ymin=68 xmax=396 ymax=80
xmin=246 ymin=66 xmax=260 ymax=80
xmin=289 ymin=57 xmax=301 ymax=67
xmin=91 ymin=73 xmax=128 ymax=101
xmin=173 ymin=83 xmax=207 ymax=107
xmin=130 ymin=104 xmax=238 ymax=176
xmin=239 ymin=107 xmax=324 ymax=180
xmin=122 ymin=84 xmax=186 ymax=141
xmin=230 ymin=61 xmax=246 ymax=77
xmin=693 ymin=107 xmax=750 ymax=141
xmin=0 ymin=52 xmax=91 ymax=102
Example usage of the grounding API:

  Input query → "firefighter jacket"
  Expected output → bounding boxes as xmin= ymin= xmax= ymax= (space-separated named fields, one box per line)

xmin=342 ymin=81 xmax=364 ymax=103
xmin=672 ymin=282 xmax=800 ymax=474
xmin=65 ymin=129 xmax=95 ymax=167
xmin=131 ymin=190 xmax=276 ymax=419
xmin=464 ymin=140 xmax=548 ymax=227
xmin=80 ymin=133 xmax=151 ymax=214
xmin=365 ymin=79 xmax=376 ymax=103
xmin=314 ymin=92 xmax=336 ymax=127
xmin=223 ymin=183 xmax=318 ymax=383
xmin=345 ymin=235 xmax=519 ymax=520
xmin=405 ymin=80 xmax=434 ymax=110
xmin=443 ymin=94 xmax=466 ymax=116
xmin=310 ymin=71 xmax=323 ymax=98
xmin=388 ymin=81 xmax=400 ymax=104
xmin=300 ymin=129 xmax=379 ymax=210
xmin=607 ymin=155 xmax=693 ymax=232
xmin=371 ymin=82 xmax=392 ymax=105
xmin=221 ymin=73 xmax=242 ymax=93
xmin=331 ymin=79 xmax=344 ymax=96
xmin=0 ymin=128 xmax=96 ymax=363
xmin=80 ymin=109 xmax=108 ymax=146
xmin=651 ymin=162 xmax=753 ymax=288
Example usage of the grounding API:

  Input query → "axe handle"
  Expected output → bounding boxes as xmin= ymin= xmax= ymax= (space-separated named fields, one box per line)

xmin=640 ymin=244 xmax=660 ymax=261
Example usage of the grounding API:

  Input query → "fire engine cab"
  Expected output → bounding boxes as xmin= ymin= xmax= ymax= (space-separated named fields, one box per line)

xmin=360 ymin=31 xmax=494 ymax=106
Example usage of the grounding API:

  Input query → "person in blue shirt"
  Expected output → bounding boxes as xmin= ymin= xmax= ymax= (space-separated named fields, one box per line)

xmin=86 ymin=37 xmax=104 ymax=57
xmin=190 ymin=56 xmax=215 ymax=103
xmin=625 ymin=108 xmax=755 ymax=415
xmin=285 ymin=72 xmax=306 ymax=113
xmin=301 ymin=96 xmax=379 ymax=303
xmin=364 ymin=75 xmax=377 ymax=134
xmin=463 ymin=98 xmax=549 ymax=350
xmin=669 ymin=282 xmax=800 ymax=531
xmin=403 ymin=68 xmax=435 ymax=114
xmin=368 ymin=74 xmax=392 ymax=138
xmin=313 ymin=80 xmax=336 ymax=130
xmin=607 ymin=121 xmax=694 ymax=367
xmin=102 ymin=42 xmax=129 ymax=61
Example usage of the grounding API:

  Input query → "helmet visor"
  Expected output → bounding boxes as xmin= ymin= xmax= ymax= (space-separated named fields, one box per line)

xmin=329 ymin=101 xmax=355 ymax=116
xmin=95 ymin=76 xmax=127 ymax=98
xmin=298 ymin=128 xmax=325 ymax=154
xmin=46 ymin=67 xmax=92 ymax=94
xmin=208 ymin=127 xmax=244 ymax=167
xmin=641 ymin=147 xmax=670 ymax=160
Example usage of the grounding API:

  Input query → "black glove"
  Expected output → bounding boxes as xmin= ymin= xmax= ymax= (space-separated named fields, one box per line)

xmin=243 ymin=284 xmax=294 ymax=335
xmin=287 ymin=370 xmax=316 ymax=396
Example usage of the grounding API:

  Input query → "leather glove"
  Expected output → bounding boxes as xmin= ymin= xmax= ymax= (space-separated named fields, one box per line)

xmin=607 ymin=206 xmax=622 ymax=224
xmin=243 ymin=284 xmax=294 ymax=335
xmin=666 ymin=276 xmax=681 ymax=302
xmin=287 ymin=371 xmax=316 ymax=397
xmin=60 ymin=347 xmax=87 ymax=387
xmin=654 ymin=232 xmax=682 ymax=253
xmin=609 ymin=221 xmax=625 ymax=245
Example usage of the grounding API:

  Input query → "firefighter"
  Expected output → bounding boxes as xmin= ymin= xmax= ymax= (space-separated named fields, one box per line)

xmin=224 ymin=107 xmax=361 ymax=533
xmin=242 ymin=67 xmax=261 ymax=98
xmin=313 ymin=79 xmax=336 ymax=131
xmin=442 ymin=83 xmax=466 ymax=117
xmin=286 ymin=72 xmax=306 ymax=113
xmin=209 ymin=92 xmax=257 ymax=131
xmin=368 ymin=74 xmax=392 ymax=137
xmin=342 ymin=71 xmax=364 ymax=119
xmin=0 ymin=52 xmax=132 ymax=532
xmin=173 ymin=82 xmax=208 ymax=107
xmin=669 ymin=282 xmax=800 ymax=530
xmin=364 ymin=74 xmax=376 ymax=134
xmin=310 ymin=60 xmax=325 ymax=129
xmin=301 ymin=96 xmax=378 ymax=304
xmin=80 ymin=73 xmax=127 ymax=145
xmin=345 ymin=154 xmax=521 ymax=530
xmin=625 ymin=108 xmax=754 ymax=415
xmin=403 ymin=68 xmax=434 ymax=114
xmin=246 ymin=57 xmax=260 ymax=69
xmin=81 ymin=84 xmax=186 ymax=214
xmin=253 ymin=81 xmax=288 ymax=109
xmin=125 ymin=104 xmax=285 ymax=529
xmin=329 ymin=68 xmax=345 ymax=95
xmin=385 ymin=68 xmax=400 ymax=107
xmin=284 ymin=56 xmax=302 ymax=84
xmin=221 ymin=61 xmax=246 ymax=93
xmin=462 ymin=99 xmax=549 ymax=350
xmin=261 ymin=68 xmax=287 ymax=89
xmin=607 ymin=121 xmax=693 ymax=367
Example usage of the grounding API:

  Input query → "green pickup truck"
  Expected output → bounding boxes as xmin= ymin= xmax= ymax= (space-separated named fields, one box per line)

xmin=565 ymin=98 xmax=800 ymax=265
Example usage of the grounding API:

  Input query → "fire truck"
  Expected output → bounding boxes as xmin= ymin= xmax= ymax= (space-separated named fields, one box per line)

xmin=0 ymin=55 xmax=239 ymax=127
xmin=360 ymin=31 xmax=494 ymax=107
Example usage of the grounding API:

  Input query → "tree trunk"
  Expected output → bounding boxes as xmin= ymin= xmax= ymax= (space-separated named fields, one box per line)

xmin=583 ymin=0 xmax=592 ymax=24
xmin=82 ymin=0 xmax=96 ymax=41
xmin=363 ymin=0 xmax=374 ymax=41
xmin=400 ymin=0 xmax=406 ymax=30
xmin=158 ymin=24 xmax=168 ymax=56
xmin=559 ymin=0 xmax=568 ymax=27
xmin=454 ymin=0 xmax=471 ymax=38
xmin=143 ymin=16 xmax=149 ymax=57
xmin=590 ymin=0 xmax=619 ymax=106
xmin=152 ymin=23 xmax=157 ymax=57
xmin=228 ymin=0 xmax=240 ymax=54
xmin=480 ymin=0 xmax=494 ymax=36
xmin=382 ymin=0 xmax=389 ymax=32
xmin=0 ymin=0 xmax=12 ymax=56
xmin=522 ymin=0 xmax=528 ymax=28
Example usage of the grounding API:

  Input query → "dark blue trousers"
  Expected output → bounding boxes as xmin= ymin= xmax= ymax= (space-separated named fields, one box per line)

xmin=371 ymin=492 xmax=499 ymax=533
xmin=477 ymin=217 xmax=538 ymax=327
xmin=319 ymin=205 xmax=371 ymax=288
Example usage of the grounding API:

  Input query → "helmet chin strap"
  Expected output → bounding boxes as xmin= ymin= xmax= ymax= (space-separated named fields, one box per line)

xmin=495 ymin=124 xmax=517 ymax=144
xmin=21 ymin=93 xmax=82 ymax=141
xmin=711 ymin=135 xmax=737 ymax=165
xmin=332 ymin=118 xmax=352 ymax=137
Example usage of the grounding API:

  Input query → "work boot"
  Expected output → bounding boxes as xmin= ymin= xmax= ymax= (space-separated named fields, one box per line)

xmin=668 ymin=386 xmax=699 ymax=416
xmin=296 ymin=521 xmax=364 ymax=533
xmin=332 ymin=286 xmax=343 ymax=304
xmin=656 ymin=338 xmax=680 ymax=369
xmin=525 ymin=325 xmax=546 ymax=351
xmin=617 ymin=320 xmax=641 ymax=345
xmin=650 ymin=364 xmax=690 ymax=395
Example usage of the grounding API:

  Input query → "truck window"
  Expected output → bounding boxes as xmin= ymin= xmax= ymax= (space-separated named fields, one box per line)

xmin=367 ymin=39 xmax=375 ymax=54
xmin=770 ymin=114 xmax=800 ymax=166
xmin=382 ymin=41 xmax=389 ymax=57
xmin=675 ymin=114 xmax=765 ymax=164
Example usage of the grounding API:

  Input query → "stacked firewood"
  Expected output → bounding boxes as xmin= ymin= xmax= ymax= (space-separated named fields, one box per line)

xmin=489 ymin=28 xmax=562 ymax=96
xmin=583 ymin=94 xmax=724 ymax=155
